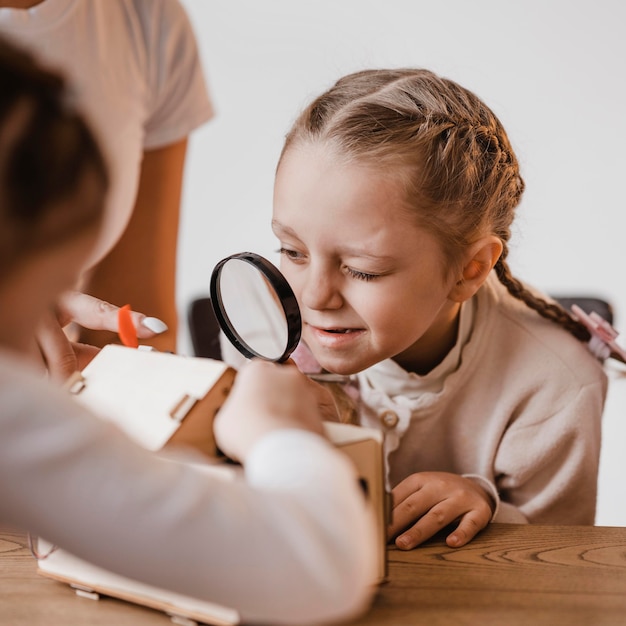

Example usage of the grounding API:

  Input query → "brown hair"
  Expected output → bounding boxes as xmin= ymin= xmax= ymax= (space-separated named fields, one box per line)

xmin=279 ymin=68 xmax=589 ymax=342
xmin=0 ymin=35 xmax=109 ymax=276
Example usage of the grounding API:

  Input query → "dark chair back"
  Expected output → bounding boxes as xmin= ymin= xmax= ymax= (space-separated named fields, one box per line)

xmin=188 ymin=297 xmax=223 ymax=360
xmin=553 ymin=296 xmax=614 ymax=325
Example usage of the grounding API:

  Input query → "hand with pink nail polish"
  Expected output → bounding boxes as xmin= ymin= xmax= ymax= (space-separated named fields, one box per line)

xmin=36 ymin=290 xmax=168 ymax=382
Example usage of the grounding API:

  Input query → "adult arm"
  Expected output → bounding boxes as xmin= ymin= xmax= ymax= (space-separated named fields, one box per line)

xmin=79 ymin=140 xmax=187 ymax=352
xmin=79 ymin=0 xmax=212 ymax=353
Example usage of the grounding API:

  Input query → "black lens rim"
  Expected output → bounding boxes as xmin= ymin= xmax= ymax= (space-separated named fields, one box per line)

xmin=209 ymin=251 xmax=302 ymax=363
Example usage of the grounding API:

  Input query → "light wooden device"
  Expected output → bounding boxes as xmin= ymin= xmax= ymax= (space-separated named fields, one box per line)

xmin=36 ymin=345 xmax=387 ymax=626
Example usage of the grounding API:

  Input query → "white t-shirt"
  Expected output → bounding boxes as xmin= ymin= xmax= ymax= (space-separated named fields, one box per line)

xmin=0 ymin=349 xmax=376 ymax=624
xmin=0 ymin=0 xmax=213 ymax=268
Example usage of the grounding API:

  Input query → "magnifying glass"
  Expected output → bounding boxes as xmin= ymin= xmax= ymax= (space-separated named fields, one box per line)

xmin=210 ymin=252 xmax=301 ymax=363
xmin=209 ymin=251 xmax=349 ymax=383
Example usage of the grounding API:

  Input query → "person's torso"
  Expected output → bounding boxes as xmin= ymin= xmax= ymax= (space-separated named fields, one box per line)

xmin=0 ymin=0 xmax=212 ymax=268
xmin=355 ymin=273 xmax=608 ymax=487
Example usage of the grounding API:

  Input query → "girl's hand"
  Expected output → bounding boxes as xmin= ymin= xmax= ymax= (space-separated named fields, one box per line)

xmin=387 ymin=471 xmax=494 ymax=549
xmin=284 ymin=358 xmax=341 ymax=423
xmin=36 ymin=291 xmax=167 ymax=382
xmin=214 ymin=359 xmax=326 ymax=463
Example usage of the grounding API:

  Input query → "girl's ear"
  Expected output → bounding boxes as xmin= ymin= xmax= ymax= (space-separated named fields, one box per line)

xmin=449 ymin=236 xmax=502 ymax=302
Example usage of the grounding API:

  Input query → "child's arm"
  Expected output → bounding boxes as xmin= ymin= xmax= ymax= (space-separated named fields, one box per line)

xmin=387 ymin=471 xmax=494 ymax=549
xmin=2 ymin=359 xmax=376 ymax=624
xmin=492 ymin=380 xmax=604 ymax=525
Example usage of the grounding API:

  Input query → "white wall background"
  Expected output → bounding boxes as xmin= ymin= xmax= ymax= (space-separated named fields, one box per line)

xmin=176 ymin=0 xmax=626 ymax=524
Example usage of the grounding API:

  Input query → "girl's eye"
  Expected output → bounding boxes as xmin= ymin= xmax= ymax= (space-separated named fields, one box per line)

xmin=346 ymin=267 xmax=379 ymax=282
xmin=277 ymin=247 xmax=305 ymax=262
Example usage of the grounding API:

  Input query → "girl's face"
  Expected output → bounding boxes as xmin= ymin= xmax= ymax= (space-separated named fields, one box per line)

xmin=273 ymin=143 xmax=462 ymax=376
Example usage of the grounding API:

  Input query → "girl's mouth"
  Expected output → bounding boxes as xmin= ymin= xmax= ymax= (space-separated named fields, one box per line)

xmin=306 ymin=324 xmax=365 ymax=348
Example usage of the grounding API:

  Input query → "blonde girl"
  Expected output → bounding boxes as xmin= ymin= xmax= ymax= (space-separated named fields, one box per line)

xmin=273 ymin=68 xmax=607 ymax=549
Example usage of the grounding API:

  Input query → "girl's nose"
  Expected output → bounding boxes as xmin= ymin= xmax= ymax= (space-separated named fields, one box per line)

xmin=300 ymin=265 xmax=343 ymax=311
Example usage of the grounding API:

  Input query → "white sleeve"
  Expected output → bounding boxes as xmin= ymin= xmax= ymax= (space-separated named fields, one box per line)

xmin=0 ymin=366 xmax=376 ymax=625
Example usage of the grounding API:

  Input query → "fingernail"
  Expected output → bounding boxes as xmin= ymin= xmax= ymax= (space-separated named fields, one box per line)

xmin=141 ymin=317 xmax=168 ymax=334
xmin=396 ymin=536 xmax=411 ymax=550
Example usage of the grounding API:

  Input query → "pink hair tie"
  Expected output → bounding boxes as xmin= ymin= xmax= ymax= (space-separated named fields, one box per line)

xmin=570 ymin=304 xmax=626 ymax=363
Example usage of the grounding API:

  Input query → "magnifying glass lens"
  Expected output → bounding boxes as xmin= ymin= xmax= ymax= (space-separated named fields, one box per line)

xmin=210 ymin=252 xmax=301 ymax=363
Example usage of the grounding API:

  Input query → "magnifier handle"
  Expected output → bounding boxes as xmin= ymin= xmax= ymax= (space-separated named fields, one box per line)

xmin=308 ymin=372 xmax=353 ymax=384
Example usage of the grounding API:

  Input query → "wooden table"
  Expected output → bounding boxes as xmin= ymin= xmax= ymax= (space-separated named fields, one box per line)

xmin=2 ymin=523 xmax=626 ymax=626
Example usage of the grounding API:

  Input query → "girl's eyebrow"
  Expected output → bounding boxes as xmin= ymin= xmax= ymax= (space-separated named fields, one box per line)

xmin=339 ymin=247 xmax=396 ymax=263
xmin=272 ymin=219 xmax=394 ymax=263
xmin=271 ymin=219 xmax=298 ymax=237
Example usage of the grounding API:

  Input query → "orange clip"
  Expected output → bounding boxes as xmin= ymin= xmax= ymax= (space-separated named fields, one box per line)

xmin=118 ymin=304 xmax=138 ymax=348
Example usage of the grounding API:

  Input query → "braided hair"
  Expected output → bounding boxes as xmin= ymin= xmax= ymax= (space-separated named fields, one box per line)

xmin=279 ymin=68 xmax=591 ymax=345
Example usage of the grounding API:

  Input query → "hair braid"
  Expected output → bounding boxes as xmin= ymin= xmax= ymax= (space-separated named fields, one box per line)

xmin=495 ymin=245 xmax=590 ymax=342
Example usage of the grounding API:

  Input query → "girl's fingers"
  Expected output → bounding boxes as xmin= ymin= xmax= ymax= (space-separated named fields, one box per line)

xmin=446 ymin=511 xmax=490 ymax=548
xmin=388 ymin=472 xmax=493 ymax=549
xmin=387 ymin=474 xmax=431 ymax=539
xmin=393 ymin=502 xmax=458 ymax=550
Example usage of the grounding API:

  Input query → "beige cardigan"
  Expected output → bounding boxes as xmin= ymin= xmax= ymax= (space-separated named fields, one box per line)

xmin=356 ymin=273 xmax=608 ymax=524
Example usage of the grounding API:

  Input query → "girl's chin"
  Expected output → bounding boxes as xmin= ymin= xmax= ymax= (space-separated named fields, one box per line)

xmin=304 ymin=330 xmax=371 ymax=375
xmin=310 ymin=351 xmax=367 ymax=377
